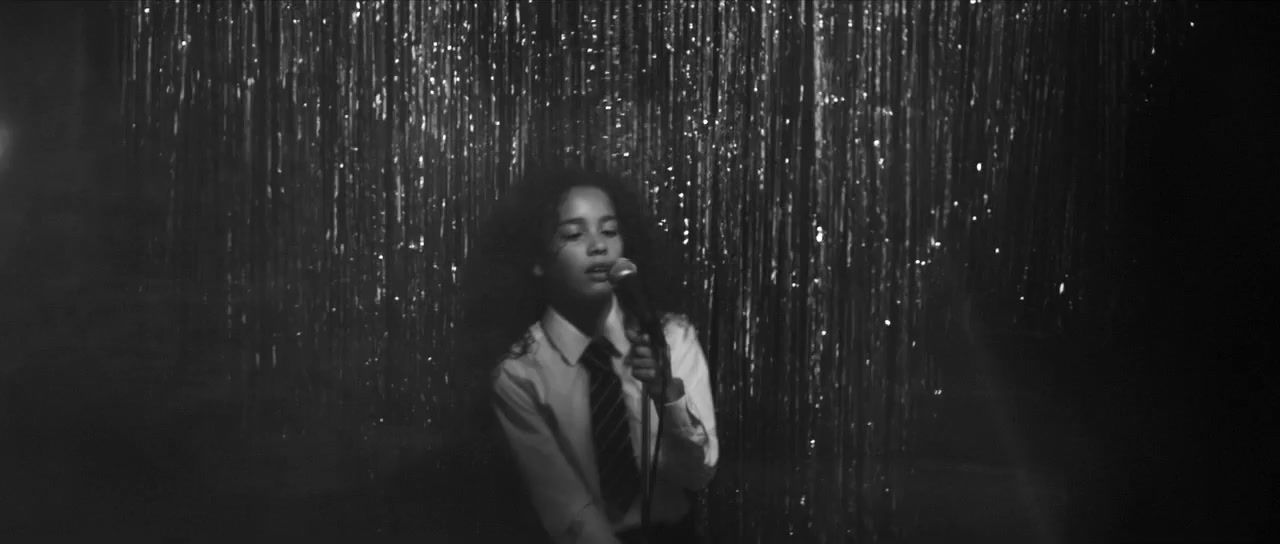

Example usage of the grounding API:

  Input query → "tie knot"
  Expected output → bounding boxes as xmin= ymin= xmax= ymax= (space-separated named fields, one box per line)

xmin=579 ymin=337 xmax=616 ymax=374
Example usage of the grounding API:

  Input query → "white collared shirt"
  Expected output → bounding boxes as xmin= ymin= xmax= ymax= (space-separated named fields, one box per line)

xmin=492 ymin=296 xmax=718 ymax=544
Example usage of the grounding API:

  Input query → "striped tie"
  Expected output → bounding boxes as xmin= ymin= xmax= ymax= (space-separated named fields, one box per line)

xmin=580 ymin=337 xmax=642 ymax=519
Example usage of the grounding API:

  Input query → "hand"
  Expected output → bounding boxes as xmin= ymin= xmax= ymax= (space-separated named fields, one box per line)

xmin=624 ymin=328 xmax=684 ymax=403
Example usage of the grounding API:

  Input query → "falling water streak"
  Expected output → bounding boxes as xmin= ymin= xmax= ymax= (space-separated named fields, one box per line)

xmin=119 ymin=1 xmax=1189 ymax=540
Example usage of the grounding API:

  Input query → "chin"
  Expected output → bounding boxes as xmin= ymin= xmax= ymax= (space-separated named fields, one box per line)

xmin=577 ymin=284 xmax=614 ymax=301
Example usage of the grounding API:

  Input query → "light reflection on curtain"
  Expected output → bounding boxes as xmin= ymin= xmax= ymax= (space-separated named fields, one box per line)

xmin=120 ymin=1 xmax=1186 ymax=540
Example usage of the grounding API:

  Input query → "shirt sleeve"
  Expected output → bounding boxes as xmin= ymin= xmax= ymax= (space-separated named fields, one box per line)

xmin=492 ymin=364 xmax=621 ymax=544
xmin=655 ymin=318 xmax=719 ymax=491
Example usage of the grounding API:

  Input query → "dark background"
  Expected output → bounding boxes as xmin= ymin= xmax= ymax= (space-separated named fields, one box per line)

xmin=1104 ymin=1 xmax=1277 ymax=540
xmin=1 ymin=1 xmax=1275 ymax=541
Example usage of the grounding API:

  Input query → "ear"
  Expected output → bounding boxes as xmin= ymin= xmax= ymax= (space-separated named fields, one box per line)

xmin=532 ymin=263 xmax=543 ymax=278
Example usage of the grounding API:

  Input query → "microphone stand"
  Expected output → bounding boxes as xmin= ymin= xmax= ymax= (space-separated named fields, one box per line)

xmin=641 ymin=375 xmax=651 ymax=532
xmin=640 ymin=319 xmax=668 ymax=541
xmin=609 ymin=259 xmax=668 ymax=541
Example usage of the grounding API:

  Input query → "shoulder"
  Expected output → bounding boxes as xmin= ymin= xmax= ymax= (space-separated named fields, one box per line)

xmin=492 ymin=324 xmax=548 ymax=386
xmin=661 ymin=312 xmax=693 ymax=329
xmin=660 ymin=314 xmax=708 ymax=378
xmin=660 ymin=313 xmax=699 ymax=344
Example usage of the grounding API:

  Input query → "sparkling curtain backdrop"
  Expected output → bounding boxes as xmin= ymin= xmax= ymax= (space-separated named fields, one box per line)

xmin=119 ymin=1 xmax=1188 ymax=540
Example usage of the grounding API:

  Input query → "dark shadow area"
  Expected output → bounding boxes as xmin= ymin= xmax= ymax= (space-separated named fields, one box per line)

xmin=1095 ymin=1 xmax=1276 ymax=541
xmin=0 ymin=4 xmax=545 ymax=540
xmin=901 ymin=2 xmax=1277 ymax=543
xmin=1116 ymin=2 xmax=1275 ymax=540
xmin=0 ymin=1 xmax=1274 ymax=542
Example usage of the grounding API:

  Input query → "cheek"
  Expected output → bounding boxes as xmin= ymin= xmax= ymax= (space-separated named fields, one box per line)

xmin=550 ymin=247 xmax=583 ymax=275
xmin=544 ymin=239 xmax=570 ymax=265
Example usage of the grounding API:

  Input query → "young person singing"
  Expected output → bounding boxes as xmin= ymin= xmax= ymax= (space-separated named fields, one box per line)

xmin=463 ymin=165 xmax=718 ymax=543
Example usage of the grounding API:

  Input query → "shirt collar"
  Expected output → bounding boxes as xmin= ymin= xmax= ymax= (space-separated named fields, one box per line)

xmin=540 ymin=295 xmax=628 ymax=366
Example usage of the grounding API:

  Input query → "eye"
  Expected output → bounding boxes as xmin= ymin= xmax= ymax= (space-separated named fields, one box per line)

xmin=559 ymin=230 xmax=583 ymax=241
xmin=602 ymin=229 xmax=619 ymax=237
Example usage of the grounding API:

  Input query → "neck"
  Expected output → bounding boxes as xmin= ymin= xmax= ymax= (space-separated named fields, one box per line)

xmin=551 ymin=295 xmax=613 ymax=338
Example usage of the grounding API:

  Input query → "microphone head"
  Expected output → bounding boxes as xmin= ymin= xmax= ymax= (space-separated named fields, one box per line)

xmin=608 ymin=257 xmax=638 ymax=284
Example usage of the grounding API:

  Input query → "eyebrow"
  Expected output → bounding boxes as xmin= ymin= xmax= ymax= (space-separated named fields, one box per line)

xmin=556 ymin=215 xmax=618 ymax=227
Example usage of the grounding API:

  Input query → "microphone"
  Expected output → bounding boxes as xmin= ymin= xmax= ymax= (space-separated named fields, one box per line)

xmin=607 ymin=257 xmax=660 ymax=335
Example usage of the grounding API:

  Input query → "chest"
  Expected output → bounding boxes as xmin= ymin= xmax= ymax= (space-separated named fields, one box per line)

xmin=536 ymin=354 xmax=644 ymax=437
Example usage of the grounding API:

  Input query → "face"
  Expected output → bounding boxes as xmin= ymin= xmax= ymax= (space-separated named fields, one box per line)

xmin=533 ymin=185 xmax=624 ymax=304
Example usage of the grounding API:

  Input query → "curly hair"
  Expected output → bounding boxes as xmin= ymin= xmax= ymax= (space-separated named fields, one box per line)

xmin=458 ymin=163 xmax=692 ymax=372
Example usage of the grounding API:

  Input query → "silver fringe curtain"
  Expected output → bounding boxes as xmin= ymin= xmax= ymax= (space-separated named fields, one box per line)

xmin=120 ymin=1 xmax=1186 ymax=540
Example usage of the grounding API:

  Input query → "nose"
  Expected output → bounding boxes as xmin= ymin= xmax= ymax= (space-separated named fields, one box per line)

xmin=587 ymin=233 xmax=608 ymax=255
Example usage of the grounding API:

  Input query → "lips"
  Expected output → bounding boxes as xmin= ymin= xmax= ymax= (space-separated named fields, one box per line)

xmin=585 ymin=263 xmax=613 ymax=281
